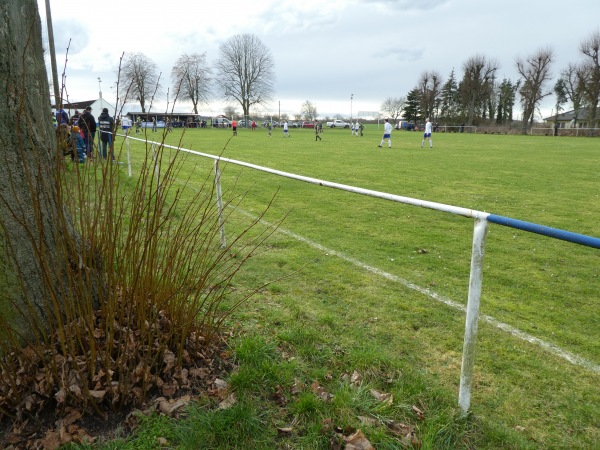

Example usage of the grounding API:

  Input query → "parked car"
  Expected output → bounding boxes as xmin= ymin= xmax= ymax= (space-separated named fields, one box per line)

xmin=326 ymin=119 xmax=350 ymax=128
xmin=212 ymin=117 xmax=231 ymax=128
xmin=302 ymin=121 xmax=316 ymax=128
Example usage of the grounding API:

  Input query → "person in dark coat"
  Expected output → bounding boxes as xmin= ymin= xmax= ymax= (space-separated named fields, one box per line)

xmin=97 ymin=108 xmax=115 ymax=160
xmin=78 ymin=106 xmax=97 ymax=158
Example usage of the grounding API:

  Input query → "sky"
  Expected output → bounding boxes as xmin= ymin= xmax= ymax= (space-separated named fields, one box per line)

xmin=38 ymin=0 xmax=600 ymax=121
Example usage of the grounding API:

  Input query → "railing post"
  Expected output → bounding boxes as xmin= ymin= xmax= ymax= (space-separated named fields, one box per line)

xmin=214 ymin=160 xmax=226 ymax=248
xmin=152 ymin=142 xmax=159 ymax=186
xmin=458 ymin=217 xmax=489 ymax=416
xmin=126 ymin=136 xmax=132 ymax=177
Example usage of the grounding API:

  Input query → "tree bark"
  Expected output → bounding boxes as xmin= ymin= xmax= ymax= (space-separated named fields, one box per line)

xmin=0 ymin=0 xmax=96 ymax=343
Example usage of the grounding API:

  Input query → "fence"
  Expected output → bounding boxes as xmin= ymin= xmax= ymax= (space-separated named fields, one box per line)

xmin=531 ymin=126 xmax=600 ymax=137
xmin=121 ymin=134 xmax=600 ymax=415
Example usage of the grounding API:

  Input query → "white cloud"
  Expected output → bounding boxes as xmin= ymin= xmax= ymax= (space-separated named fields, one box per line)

xmin=38 ymin=0 xmax=600 ymax=120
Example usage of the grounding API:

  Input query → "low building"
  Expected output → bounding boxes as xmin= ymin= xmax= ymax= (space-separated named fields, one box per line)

xmin=52 ymin=97 xmax=116 ymax=121
xmin=543 ymin=108 xmax=595 ymax=129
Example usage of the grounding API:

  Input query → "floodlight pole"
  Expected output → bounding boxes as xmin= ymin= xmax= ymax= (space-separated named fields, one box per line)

xmin=44 ymin=0 xmax=60 ymax=108
xmin=350 ymin=94 xmax=354 ymax=121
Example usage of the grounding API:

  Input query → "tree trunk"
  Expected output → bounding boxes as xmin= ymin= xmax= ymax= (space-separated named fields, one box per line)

xmin=0 ymin=0 xmax=97 ymax=343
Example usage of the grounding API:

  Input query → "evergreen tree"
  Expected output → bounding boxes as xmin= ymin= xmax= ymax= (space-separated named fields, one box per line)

xmin=440 ymin=69 xmax=460 ymax=123
xmin=496 ymin=78 xmax=518 ymax=126
xmin=403 ymin=88 xmax=421 ymax=124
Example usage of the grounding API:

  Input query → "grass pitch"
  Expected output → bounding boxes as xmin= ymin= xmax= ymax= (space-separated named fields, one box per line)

xmin=104 ymin=125 xmax=599 ymax=449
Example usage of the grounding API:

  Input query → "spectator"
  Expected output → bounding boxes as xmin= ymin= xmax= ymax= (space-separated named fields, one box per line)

xmin=78 ymin=106 xmax=96 ymax=158
xmin=315 ymin=122 xmax=322 ymax=141
xmin=98 ymin=108 xmax=115 ymax=160
xmin=232 ymin=119 xmax=237 ymax=136
xmin=56 ymin=108 xmax=69 ymax=125
xmin=68 ymin=125 xmax=86 ymax=163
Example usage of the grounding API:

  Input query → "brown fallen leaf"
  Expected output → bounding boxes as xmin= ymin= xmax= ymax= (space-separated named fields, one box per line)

xmin=218 ymin=393 xmax=237 ymax=409
xmin=350 ymin=370 xmax=362 ymax=387
xmin=291 ymin=378 xmax=304 ymax=395
xmin=412 ymin=405 xmax=425 ymax=420
xmin=344 ymin=429 xmax=375 ymax=450
xmin=370 ymin=389 xmax=393 ymax=406
xmin=357 ymin=415 xmax=378 ymax=427
xmin=158 ymin=395 xmax=191 ymax=415
xmin=386 ymin=420 xmax=413 ymax=437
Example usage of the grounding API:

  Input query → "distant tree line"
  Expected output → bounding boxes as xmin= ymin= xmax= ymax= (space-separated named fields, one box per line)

xmin=379 ymin=30 xmax=600 ymax=132
xmin=119 ymin=33 xmax=275 ymax=120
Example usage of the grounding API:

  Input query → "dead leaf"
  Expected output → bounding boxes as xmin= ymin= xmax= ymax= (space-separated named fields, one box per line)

xmin=350 ymin=370 xmax=362 ymax=387
xmin=370 ymin=389 xmax=393 ymax=406
xmin=89 ymin=390 xmax=106 ymax=400
xmin=344 ymin=429 xmax=375 ymax=450
xmin=412 ymin=405 xmax=425 ymax=420
xmin=158 ymin=395 xmax=191 ymax=415
xmin=515 ymin=425 xmax=526 ymax=432
xmin=277 ymin=427 xmax=293 ymax=435
xmin=218 ymin=393 xmax=237 ymax=409
xmin=41 ymin=430 xmax=62 ymax=450
xmin=189 ymin=367 xmax=210 ymax=379
xmin=214 ymin=378 xmax=228 ymax=391
xmin=163 ymin=350 xmax=176 ymax=371
xmin=161 ymin=382 xmax=178 ymax=397
xmin=291 ymin=378 xmax=304 ymax=395
xmin=357 ymin=415 xmax=378 ymax=427
xmin=311 ymin=381 xmax=333 ymax=401
xmin=386 ymin=420 xmax=413 ymax=437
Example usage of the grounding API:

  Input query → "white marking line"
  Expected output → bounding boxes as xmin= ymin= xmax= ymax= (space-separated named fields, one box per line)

xmin=238 ymin=210 xmax=600 ymax=374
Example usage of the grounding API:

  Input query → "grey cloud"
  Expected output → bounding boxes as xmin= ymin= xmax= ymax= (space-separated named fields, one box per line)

xmin=362 ymin=0 xmax=449 ymax=10
xmin=54 ymin=19 xmax=90 ymax=54
xmin=374 ymin=47 xmax=424 ymax=62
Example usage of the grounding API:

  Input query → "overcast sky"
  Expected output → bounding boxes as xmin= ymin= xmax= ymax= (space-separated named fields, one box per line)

xmin=38 ymin=0 xmax=600 ymax=120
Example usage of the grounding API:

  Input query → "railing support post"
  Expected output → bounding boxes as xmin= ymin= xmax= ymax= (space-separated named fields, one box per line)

xmin=214 ymin=160 xmax=226 ymax=248
xmin=459 ymin=217 xmax=489 ymax=416
xmin=126 ymin=136 xmax=132 ymax=177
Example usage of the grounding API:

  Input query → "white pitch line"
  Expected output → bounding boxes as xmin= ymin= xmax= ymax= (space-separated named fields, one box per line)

xmin=237 ymin=209 xmax=600 ymax=374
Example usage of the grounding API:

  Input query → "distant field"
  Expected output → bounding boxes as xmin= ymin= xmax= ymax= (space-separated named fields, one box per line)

xmin=116 ymin=126 xmax=600 ymax=447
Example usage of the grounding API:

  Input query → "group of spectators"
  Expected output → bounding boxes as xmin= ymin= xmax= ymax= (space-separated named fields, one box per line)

xmin=55 ymin=106 xmax=115 ymax=162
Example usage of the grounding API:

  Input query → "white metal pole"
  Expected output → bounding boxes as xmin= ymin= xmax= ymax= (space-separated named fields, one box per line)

xmin=152 ymin=142 xmax=159 ymax=194
xmin=458 ymin=218 xmax=489 ymax=416
xmin=126 ymin=136 xmax=132 ymax=177
xmin=214 ymin=160 xmax=226 ymax=248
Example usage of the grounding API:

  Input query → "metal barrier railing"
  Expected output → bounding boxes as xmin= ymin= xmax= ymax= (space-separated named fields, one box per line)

xmin=121 ymin=134 xmax=600 ymax=415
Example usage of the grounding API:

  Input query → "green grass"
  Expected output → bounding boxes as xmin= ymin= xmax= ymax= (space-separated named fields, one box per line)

xmin=84 ymin=126 xmax=599 ymax=448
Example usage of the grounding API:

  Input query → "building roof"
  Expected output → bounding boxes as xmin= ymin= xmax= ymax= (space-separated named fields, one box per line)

xmin=51 ymin=100 xmax=95 ymax=110
xmin=544 ymin=107 xmax=592 ymax=122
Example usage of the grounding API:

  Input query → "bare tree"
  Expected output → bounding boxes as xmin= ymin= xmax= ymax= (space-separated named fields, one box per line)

xmin=380 ymin=96 xmax=406 ymax=121
xmin=516 ymin=47 xmax=554 ymax=127
xmin=301 ymin=100 xmax=318 ymax=120
xmin=215 ymin=34 xmax=275 ymax=119
xmin=121 ymin=52 xmax=162 ymax=113
xmin=416 ymin=70 xmax=442 ymax=121
xmin=560 ymin=63 xmax=585 ymax=128
xmin=459 ymin=55 xmax=499 ymax=126
xmin=171 ymin=53 xmax=212 ymax=114
xmin=578 ymin=31 xmax=600 ymax=128
xmin=224 ymin=105 xmax=237 ymax=119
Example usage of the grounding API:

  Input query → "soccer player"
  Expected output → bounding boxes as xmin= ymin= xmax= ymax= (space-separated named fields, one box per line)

xmin=378 ymin=118 xmax=393 ymax=148
xmin=283 ymin=121 xmax=290 ymax=137
xmin=421 ymin=118 xmax=433 ymax=148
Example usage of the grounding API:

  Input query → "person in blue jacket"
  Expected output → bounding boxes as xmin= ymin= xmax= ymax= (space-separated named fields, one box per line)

xmin=68 ymin=126 xmax=86 ymax=163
